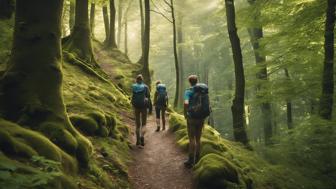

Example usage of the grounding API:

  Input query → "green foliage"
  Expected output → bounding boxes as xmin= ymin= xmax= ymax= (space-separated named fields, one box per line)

xmin=0 ymin=155 xmax=76 ymax=189
xmin=169 ymin=113 xmax=319 ymax=189
xmin=0 ymin=18 xmax=13 ymax=68
xmin=261 ymin=117 xmax=336 ymax=188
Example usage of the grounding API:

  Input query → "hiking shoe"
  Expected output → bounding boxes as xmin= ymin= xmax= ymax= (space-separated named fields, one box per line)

xmin=136 ymin=140 xmax=141 ymax=147
xmin=155 ymin=127 xmax=160 ymax=132
xmin=140 ymin=137 xmax=145 ymax=146
xmin=184 ymin=158 xmax=194 ymax=169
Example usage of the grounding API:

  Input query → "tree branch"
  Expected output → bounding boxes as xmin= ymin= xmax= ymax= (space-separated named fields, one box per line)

xmin=163 ymin=0 xmax=172 ymax=8
xmin=150 ymin=9 xmax=173 ymax=23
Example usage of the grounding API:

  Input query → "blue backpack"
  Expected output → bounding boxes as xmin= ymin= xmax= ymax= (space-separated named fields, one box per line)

xmin=131 ymin=83 xmax=148 ymax=108
xmin=156 ymin=84 xmax=168 ymax=107
xmin=188 ymin=83 xmax=211 ymax=119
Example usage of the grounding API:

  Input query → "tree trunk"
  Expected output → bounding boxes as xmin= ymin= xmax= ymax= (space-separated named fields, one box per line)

xmin=319 ymin=0 xmax=336 ymax=120
xmin=90 ymin=2 xmax=96 ymax=37
xmin=0 ymin=0 xmax=92 ymax=167
xmin=69 ymin=0 xmax=75 ymax=33
xmin=138 ymin=0 xmax=145 ymax=64
xmin=142 ymin=0 xmax=151 ymax=86
xmin=177 ymin=12 xmax=184 ymax=108
xmin=124 ymin=16 xmax=128 ymax=56
xmin=102 ymin=5 xmax=110 ymax=43
xmin=117 ymin=0 xmax=123 ymax=47
xmin=107 ymin=0 xmax=117 ymax=48
xmin=0 ymin=0 xmax=15 ymax=19
xmin=247 ymin=0 xmax=273 ymax=144
xmin=170 ymin=0 xmax=180 ymax=108
xmin=225 ymin=0 xmax=249 ymax=145
xmin=284 ymin=68 xmax=293 ymax=129
xmin=64 ymin=0 xmax=97 ymax=66
xmin=62 ymin=0 xmax=68 ymax=37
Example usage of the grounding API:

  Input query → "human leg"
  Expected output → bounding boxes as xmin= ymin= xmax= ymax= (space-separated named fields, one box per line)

xmin=161 ymin=107 xmax=166 ymax=130
xmin=194 ymin=119 xmax=205 ymax=164
xmin=155 ymin=106 xmax=161 ymax=131
xmin=140 ymin=108 xmax=148 ymax=146
xmin=134 ymin=108 xmax=141 ymax=145
xmin=184 ymin=118 xmax=196 ymax=168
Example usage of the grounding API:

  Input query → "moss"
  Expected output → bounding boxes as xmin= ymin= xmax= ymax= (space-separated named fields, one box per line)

xmin=39 ymin=122 xmax=78 ymax=155
xmin=70 ymin=114 xmax=99 ymax=136
xmin=0 ymin=119 xmax=77 ymax=174
xmin=87 ymin=111 xmax=107 ymax=128
xmin=0 ymin=129 xmax=38 ymax=158
xmin=194 ymin=153 xmax=241 ymax=189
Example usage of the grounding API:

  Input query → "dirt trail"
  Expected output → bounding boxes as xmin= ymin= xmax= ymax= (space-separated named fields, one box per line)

xmin=128 ymin=115 xmax=194 ymax=189
xmin=96 ymin=49 xmax=194 ymax=189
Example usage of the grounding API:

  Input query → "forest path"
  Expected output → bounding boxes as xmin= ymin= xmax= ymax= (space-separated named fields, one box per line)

xmin=96 ymin=50 xmax=194 ymax=189
xmin=128 ymin=115 xmax=194 ymax=189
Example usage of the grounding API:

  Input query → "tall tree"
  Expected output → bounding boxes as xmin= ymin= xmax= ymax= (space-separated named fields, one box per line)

xmin=177 ymin=10 xmax=184 ymax=108
xmin=163 ymin=0 xmax=181 ymax=108
xmin=123 ymin=0 xmax=134 ymax=56
xmin=102 ymin=4 xmax=110 ymax=42
xmin=138 ymin=0 xmax=145 ymax=64
xmin=107 ymin=0 xmax=117 ymax=48
xmin=117 ymin=0 xmax=124 ymax=46
xmin=0 ymin=0 xmax=91 ymax=167
xmin=90 ymin=2 xmax=96 ymax=37
xmin=69 ymin=0 xmax=75 ymax=33
xmin=247 ymin=0 xmax=273 ymax=144
xmin=319 ymin=0 xmax=335 ymax=120
xmin=284 ymin=68 xmax=293 ymax=129
xmin=142 ymin=0 xmax=151 ymax=86
xmin=64 ymin=0 xmax=97 ymax=65
xmin=225 ymin=0 xmax=249 ymax=145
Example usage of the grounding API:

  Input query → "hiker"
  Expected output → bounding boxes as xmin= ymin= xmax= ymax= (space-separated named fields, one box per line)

xmin=131 ymin=74 xmax=152 ymax=148
xmin=153 ymin=80 xmax=168 ymax=132
xmin=183 ymin=75 xmax=211 ymax=168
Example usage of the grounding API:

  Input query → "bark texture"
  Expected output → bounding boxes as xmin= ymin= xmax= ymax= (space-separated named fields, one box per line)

xmin=90 ymin=2 xmax=96 ymax=37
xmin=142 ymin=0 xmax=151 ymax=86
xmin=102 ymin=5 xmax=110 ymax=42
xmin=0 ymin=0 xmax=92 ymax=167
xmin=64 ymin=0 xmax=97 ymax=66
xmin=225 ymin=0 xmax=249 ymax=145
xmin=319 ymin=0 xmax=335 ymax=120
xmin=107 ymin=0 xmax=117 ymax=48
xmin=170 ymin=0 xmax=181 ymax=108
xmin=0 ymin=0 xmax=15 ymax=19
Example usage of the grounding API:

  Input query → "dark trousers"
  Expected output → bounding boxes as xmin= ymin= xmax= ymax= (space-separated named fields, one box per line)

xmin=134 ymin=108 xmax=147 ymax=141
xmin=155 ymin=106 xmax=166 ymax=128
xmin=187 ymin=118 xmax=204 ymax=163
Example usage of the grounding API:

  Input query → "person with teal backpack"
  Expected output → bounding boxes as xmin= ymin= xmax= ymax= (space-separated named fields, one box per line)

xmin=131 ymin=75 xmax=152 ymax=148
xmin=183 ymin=75 xmax=211 ymax=168
xmin=153 ymin=80 xmax=168 ymax=132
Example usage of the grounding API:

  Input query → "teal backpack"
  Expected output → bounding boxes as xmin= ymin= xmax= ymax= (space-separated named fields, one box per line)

xmin=131 ymin=83 xmax=148 ymax=108
xmin=156 ymin=84 xmax=168 ymax=107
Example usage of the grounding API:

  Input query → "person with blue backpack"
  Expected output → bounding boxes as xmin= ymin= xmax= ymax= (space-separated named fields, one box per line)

xmin=183 ymin=75 xmax=211 ymax=168
xmin=131 ymin=74 xmax=152 ymax=148
xmin=153 ymin=80 xmax=168 ymax=132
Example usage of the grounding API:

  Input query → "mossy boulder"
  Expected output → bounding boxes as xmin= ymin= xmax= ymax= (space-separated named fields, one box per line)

xmin=194 ymin=153 xmax=241 ymax=189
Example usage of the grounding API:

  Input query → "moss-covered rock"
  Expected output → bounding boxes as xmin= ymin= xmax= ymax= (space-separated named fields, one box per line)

xmin=194 ymin=153 xmax=241 ymax=189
